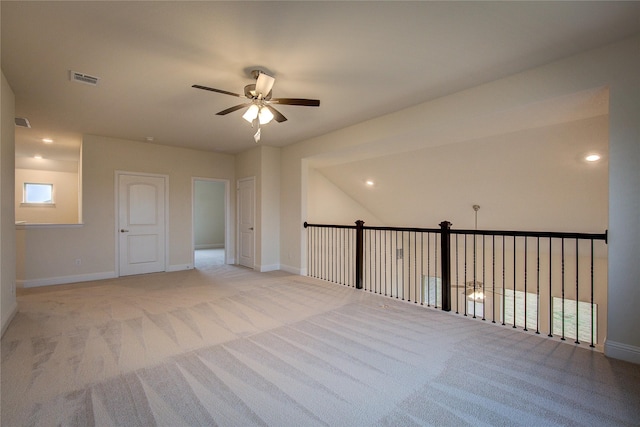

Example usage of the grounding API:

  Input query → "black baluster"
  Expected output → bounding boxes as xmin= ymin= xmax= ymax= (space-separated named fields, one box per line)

xmin=590 ymin=239 xmax=595 ymax=348
xmin=524 ymin=237 xmax=528 ymax=331
xmin=513 ymin=236 xmax=517 ymax=329
xmin=492 ymin=235 xmax=496 ymax=323
xmin=548 ymin=238 xmax=553 ymax=338
xmin=464 ymin=234 xmax=468 ymax=316
xmin=435 ymin=231 xmax=439 ymax=308
xmin=404 ymin=231 xmax=408 ymax=301
xmin=575 ymin=239 xmax=580 ymax=344
xmin=413 ymin=231 xmax=422 ymax=304
xmin=561 ymin=238 xmax=566 ymax=340
xmin=502 ymin=235 xmax=506 ymax=326
xmin=536 ymin=237 xmax=540 ymax=334
xmin=384 ymin=230 xmax=387 ymax=296
xmin=427 ymin=232 xmax=431 ymax=307
xmin=455 ymin=234 xmax=459 ymax=314
xmin=482 ymin=234 xmax=486 ymax=321
xmin=420 ymin=233 xmax=424 ymax=305
xmin=473 ymin=232 xmax=477 ymax=319
xmin=395 ymin=231 xmax=399 ymax=299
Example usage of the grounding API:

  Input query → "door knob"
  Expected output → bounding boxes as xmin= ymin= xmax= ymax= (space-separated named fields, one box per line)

xmin=249 ymin=227 xmax=254 ymax=230
xmin=120 ymin=229 xmax=129 ymax=233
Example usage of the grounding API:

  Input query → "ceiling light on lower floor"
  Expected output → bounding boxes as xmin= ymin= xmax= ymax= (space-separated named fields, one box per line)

xmin=585 ymin=153 xmax=601 ymax=162
xmin=42 ymin=138 xmax=53 ymax=144
xmin=34 ymin=154 xmax=43 ymax=159
xmin=366 ymin=180 xmax=375 ymax=186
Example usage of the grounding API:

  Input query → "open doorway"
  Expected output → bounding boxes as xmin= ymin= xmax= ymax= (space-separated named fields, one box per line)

xmin=192 ymin=178 xmax=228 ymax=269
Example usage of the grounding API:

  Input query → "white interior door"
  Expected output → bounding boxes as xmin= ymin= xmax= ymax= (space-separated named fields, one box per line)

xmin=238 ymin=177 xmax=255 ymax=269
xmin=118 ymin=173 xmax=166 ymax=276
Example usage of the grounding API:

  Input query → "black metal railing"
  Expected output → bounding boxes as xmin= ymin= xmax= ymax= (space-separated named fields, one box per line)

xmin=304 ymin=220 xmax=608 ymax=348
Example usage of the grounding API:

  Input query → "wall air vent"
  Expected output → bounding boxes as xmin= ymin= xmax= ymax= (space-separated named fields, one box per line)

xmin=15 ymin=117 xmax=31 ymax=128
xmin=70 ymin=70 xmax=100 ymax=86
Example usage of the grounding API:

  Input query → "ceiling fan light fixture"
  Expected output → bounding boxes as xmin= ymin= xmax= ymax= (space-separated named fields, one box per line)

xmin=242 ymin=104 xmax=260 ymax=123
xmin=258 ymin=107 xmax=274 ymax=125
xmin=468 ymin=290 xmax=485 ymax=301
xmin=255 ymin=72 xmax=275 ymax=97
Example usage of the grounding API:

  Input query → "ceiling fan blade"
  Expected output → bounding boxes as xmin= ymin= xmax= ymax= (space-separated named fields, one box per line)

xmin=255 ymin=72 xmax=275 ymax=98
xmin=216 ymin=103 xmax=252 ymax=116
xmin=270 ymin=98 xmax=320 ymax=107
xmin=192 ymin=84 xmax=243 ymax=98
xmin=265 ymin=105 xmax=287 ymax=123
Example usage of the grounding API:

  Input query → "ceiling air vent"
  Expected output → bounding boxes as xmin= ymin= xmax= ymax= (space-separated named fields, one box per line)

xmin=15 ymin=117 xmax=31 ymax=128
xmin=70 ymin=70 xmax=100 ymax=86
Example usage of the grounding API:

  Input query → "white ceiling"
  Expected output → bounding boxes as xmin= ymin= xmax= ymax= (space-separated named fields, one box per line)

xmin=3 ymin=1 xmax=640 ymax=159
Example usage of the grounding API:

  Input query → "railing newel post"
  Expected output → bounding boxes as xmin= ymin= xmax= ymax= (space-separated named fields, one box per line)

xmin=439 ymin=221 xmax=452 ymax=312
xmin=355 ymin=220 xmax=365 ymax=290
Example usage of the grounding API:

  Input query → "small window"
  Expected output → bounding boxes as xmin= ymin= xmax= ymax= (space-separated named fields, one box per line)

xmin=24 ymin=183 xmax=54 ymax=204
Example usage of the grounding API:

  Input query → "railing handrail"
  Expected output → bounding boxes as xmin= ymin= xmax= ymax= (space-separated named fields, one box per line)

xmin=451 ymin=228 xmax=607 ymax=242
xmin=304 ymin=221 xmax=356 ymax=230
xmin=305 ymin=221 xmax=608 ymax=243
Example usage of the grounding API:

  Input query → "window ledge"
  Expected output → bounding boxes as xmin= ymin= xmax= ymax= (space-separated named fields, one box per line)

xmin=16 ymin=223 xmax=83 ymax=229
xmin=20 ymin=203 xmax=56 ymax=208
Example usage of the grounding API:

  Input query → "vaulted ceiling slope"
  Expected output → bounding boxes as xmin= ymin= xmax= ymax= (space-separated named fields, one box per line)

xmin=3 ymin=1 xmax=640 ymax=159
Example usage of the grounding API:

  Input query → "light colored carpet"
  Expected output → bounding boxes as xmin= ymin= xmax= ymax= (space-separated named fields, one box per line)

xmin=194 ymin=248 xmax=225 ymax=269
xmin=2 ymin=264 xmax=639 ymax=426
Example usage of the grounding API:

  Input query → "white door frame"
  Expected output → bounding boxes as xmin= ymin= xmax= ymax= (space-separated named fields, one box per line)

xmin=237 ymin=176 xmax=256 ymax=269
xmin=115 ymin=171 xmax=169 ymax=276
xmin=191 ymin=177 xmax=232 ymax=266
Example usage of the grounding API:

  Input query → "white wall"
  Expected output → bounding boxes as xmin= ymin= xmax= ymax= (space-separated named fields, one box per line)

xmin=194 ymin=180 xmax=225 ymax=249
xmin=1 ymin=70 xmax=18 ymax=335
xmin=15 ymin=168 xmax=79 ymax=224
xmin=16 ymin=134 xmax=236 ymax=286
xmin=280 ymin=35 xmax=640 ymax=363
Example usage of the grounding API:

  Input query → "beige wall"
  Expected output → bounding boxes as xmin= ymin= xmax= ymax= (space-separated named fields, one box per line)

xmin=280 ymin=35 xmax=640 ymax=363
xmin=235 ymin=145 xmax=281 ymax=271
xmin=307 ymin=168 xmax=383 ymax=226
xmin=15 ymin=168 xmax=79 ymax=224
xmin=16 ymin=135 xmax=235 ymax=286
xmin=259 ymin=146 xmax=280 ymax=271
xmin=1 ymin=70 xmax=17 ymax=335
xmin=317 ymin=115 xmax=608 ymax=232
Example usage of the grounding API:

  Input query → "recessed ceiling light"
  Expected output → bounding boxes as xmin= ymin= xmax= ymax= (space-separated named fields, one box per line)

xmin=585 ymin=154 xmax=601 ymax=162
xmin=42 ymin=138 xmax=53 ymax=144
xmin=366 ymin=180 xmax=374 ymax=186
xmin=34 ymin=154 xmax=43 ymax=159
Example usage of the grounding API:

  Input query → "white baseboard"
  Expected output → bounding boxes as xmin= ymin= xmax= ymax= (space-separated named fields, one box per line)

xmin=604 ymin=340 xmax=640 ymax=365
xmin=18 ymin=271 xmax=117 ymax=288
xmin=194 ymin=244 xmax=224 ymax=250
xmin=167 ymin=264 xmax=194 ymax=272
xmin=1 ymin=301 xmax=18 ymax=337
xmin=259 ymin=264 xmax=281 ymax=273
xmin=280 ymin=264 xmax=303 ymax=275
